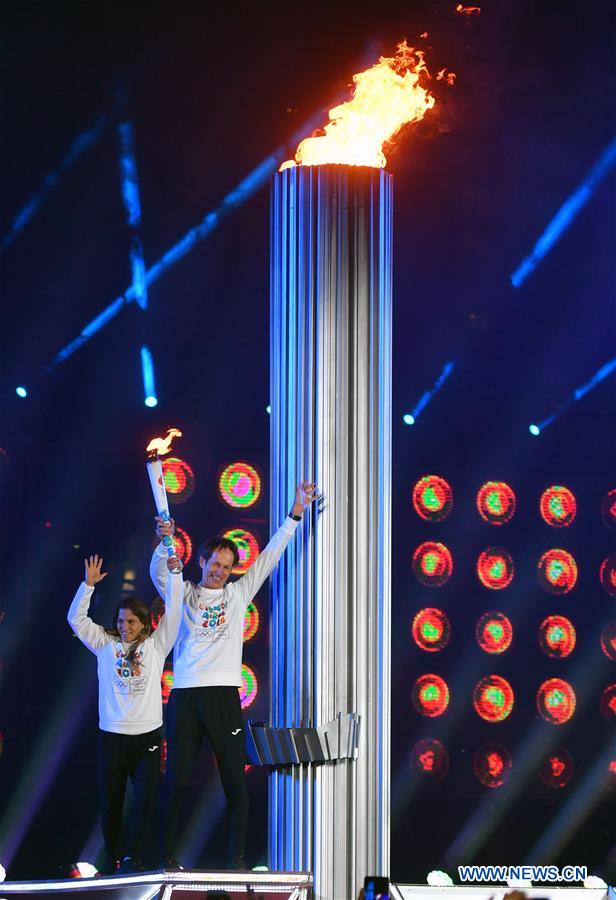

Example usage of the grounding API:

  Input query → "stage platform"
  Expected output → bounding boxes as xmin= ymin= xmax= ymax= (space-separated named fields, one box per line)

xmin=0 ymin=874 xmax=610 ymax=900
xmin=0 ymin=869 xmax=313 ymax=899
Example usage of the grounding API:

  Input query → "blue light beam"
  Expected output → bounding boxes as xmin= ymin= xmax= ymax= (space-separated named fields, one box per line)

xmin=141 ymin=346 xmax=158 ymax=407
xmin=118 ymin=121 xmax=148 ymax=310
xmin=1 ymin=111 xmax=117 ymax=254
xmin=511 ymin=135 xmax=616 ymax=288
xmin=405 ymin=360 xmax=456 ymax=424
xmin=529 ymin=354 xmax=616 ymax=435
xmin=49 ymin=113 xmax=326 ymax=368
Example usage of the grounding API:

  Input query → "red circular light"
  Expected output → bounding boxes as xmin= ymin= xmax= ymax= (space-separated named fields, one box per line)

xmin=538 ymin=549 xmax=578 ymax=594
xmin=476 ymin=612 xmax=513 ymax=654
xmin=540 ymin=486 xmax=577 ymax=527
xmin=601 ymin=489 xmax=616 ymax=531
xmin=538 ymin=615 xmax=576 ymax=658
xmin=243 ymin=602 xmax=260 ymax=642
xmin=412 ymin=476 xmax=453 ymax=522
xmin=537 ymin=678 xmax=576 ymax=724
xmin=599 ymin=555 xmax=616 ymax=596
xmin=474 ymin=744 xmax=512 ymax=788
xmin=476 ymin=482 xmax=516 ymax=525
xmin=412 ymin=608 xmax=451 ymax=651
xmin=223 ymin=528 xmax=260 ymax=575
xmin=172 ymin=526 xmax=193 ymax=566
xmin=477 ymin=548 xmax=514 ymax=590
xmin=606 ymin=758 xmax=616 ymax=791
xmin=473 ymin=675 xmax=515 ymax=722
xmin=600 ymin=622 xmax=616 ymax=660
xmin=412 ymin=674 xmax=450 ymax=717
xmin=539 ymin=747 xmax=574 ymax=788
xmin=410 ymin=739 xmax=449 ymax=782
xmin=600 ymin=684 xmax=616 ymax=722
xmin=162 ymin=457 xmax=195 ymax=504
xmin=412 ymin=542 xmax=453 ymax=587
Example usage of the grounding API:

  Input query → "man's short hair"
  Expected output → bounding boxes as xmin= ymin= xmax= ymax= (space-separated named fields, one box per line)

xmin=197 ymin=536 xmax=240 ymax=568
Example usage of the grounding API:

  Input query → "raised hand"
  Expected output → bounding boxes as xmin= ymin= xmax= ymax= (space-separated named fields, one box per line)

xmin=155 ymin=515 xmax=175 ymax=540
xmin=291 ymin=481 xmax=320 ymax=517
xmin=167 ymin=555 xmax=183 ymax=573
xmin=84 ymin=554 xmax=108 ymax=587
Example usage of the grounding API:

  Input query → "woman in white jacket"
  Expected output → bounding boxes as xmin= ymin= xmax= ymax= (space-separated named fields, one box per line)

xmin=67 ymin=553 xmax=183 ymax=875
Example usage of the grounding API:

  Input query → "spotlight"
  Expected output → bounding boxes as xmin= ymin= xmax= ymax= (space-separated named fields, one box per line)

xmin=15 ymin=386 xmax=27 ymax=398
xmin=427 ymin=870 xmax=454 ymax=886
xmin=529 ymin=424 xmax=540 ymax=436
xmin=266 ymin=405 xmax=271 ymax=414
xmin=145 ymin=395 xmax=158 ymax=408
xmin=76 ymin=862 xmax=98 ymax=878
xmin=0 ymin=862 xmax=5 ymax=882
xmin=403 ymin=413 xmax=415 ymax=425
xmin=141 ymin=346 xmax=158 ymax=407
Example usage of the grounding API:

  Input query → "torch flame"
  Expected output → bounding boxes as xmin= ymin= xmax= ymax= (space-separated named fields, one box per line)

xmin=146 ymin=427 xmax=182 ymax=458
xmin=280 ymin=41 xmax=439 ymax=171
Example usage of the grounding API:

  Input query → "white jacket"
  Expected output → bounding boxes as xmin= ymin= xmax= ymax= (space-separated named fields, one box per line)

xmin=67 ymin=572 xmax=183 ymax=734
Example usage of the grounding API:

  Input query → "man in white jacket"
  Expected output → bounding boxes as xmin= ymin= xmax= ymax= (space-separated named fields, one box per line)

xmin=150 ymin=481 xmax=318 ymax=870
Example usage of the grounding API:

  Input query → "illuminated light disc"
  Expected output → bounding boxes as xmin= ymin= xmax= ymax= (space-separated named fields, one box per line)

xmin=537 ymin=678 xmax=576 ymax=724
xmin=538 ymin=549 xmax=578 ymax=594
xmin=539 ymin=747 xmax=574 ymax=788
xmin=240 ymin=663 xmax=258 ymax=709
xmin=223 ymin=528 xmax=260 ymax=575
xmin=219 ymin=462 xmax=261 ymax=509
xmin=539 ymin=615 xmax=576 ymax=659
xmin=412 ymin=608 xmax=451 ymax=651
xmin=600 ymin=684 xmax=616 ymax=722
xmin=474 ymin=744 xmax=512 ymax=788
xmin=599 ymin=555 xmax=616 ymax=597
xmin=473 ymin=675 xmax=515 ymax=722
xmin=412 ymin=673 xmax=450 ymax=717
xmin=412 ymin=475 xmax=453 ymax=522
xmin=477 ymin=548 xmax=514 ymax=590
xmin=476 ymin=481 xmax=516 ymax=525
xmin=243 ymin=602 xmax=260 ymax=643
xmin=172 ymin=526 xmax=193 ymax=566
xmin=476 ymin=612 xmax=513 ymax=654
xmin=162 ymin=457 xmax=195 ymax=504
xmin=410 ymin=739 xmax=449 ymax=782
xmin=600 ymin=489 xmax=616 ymax=530
xmin=412 ymin=542 xmax=453 ymax=588
xmin=161 ymin=670 xmax=174 ymax=705
xmin=540 ymin=485 xmax=577 ymax=527
xmin=600 ymin=622 xmax=616 ymax=660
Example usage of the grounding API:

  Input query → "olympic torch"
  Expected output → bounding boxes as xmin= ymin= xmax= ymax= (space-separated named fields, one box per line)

xmin=146 ymin=427 xmax=182 ymax=572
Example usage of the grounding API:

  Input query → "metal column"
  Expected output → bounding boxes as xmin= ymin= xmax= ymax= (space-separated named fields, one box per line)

xmin=269 ymin=165 xmax=392 ymax=900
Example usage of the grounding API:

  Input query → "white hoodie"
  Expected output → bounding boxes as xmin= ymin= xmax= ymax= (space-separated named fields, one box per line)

xmin=149 ymin=517 xmax=298 ymax=689
xmin=67 ymin=572 xmax=183 ymax=734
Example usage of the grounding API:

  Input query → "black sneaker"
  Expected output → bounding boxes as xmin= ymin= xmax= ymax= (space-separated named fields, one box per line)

xmin=163 ymin=857 xmax=184 ymax=872
xmin=117 ymin=857 xmax=145 ymax=874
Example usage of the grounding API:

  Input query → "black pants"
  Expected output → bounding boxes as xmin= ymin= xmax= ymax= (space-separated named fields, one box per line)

xmin=163 ymin=686 xmax=248 ymax=863
xmin=99 ymin=727 xmax=162 ymax=865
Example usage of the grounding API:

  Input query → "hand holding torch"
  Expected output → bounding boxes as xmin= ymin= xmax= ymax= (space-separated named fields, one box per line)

xmin=146 ymin=427 xmax=183 ymax=574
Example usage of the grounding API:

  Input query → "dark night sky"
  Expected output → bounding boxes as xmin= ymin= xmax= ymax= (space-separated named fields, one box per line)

xmin=0 ymin=0 xmax=614 ymax=883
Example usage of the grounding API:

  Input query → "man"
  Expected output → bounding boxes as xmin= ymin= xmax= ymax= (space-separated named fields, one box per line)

xmin=150 ymin=481 xmax=319 ymax=870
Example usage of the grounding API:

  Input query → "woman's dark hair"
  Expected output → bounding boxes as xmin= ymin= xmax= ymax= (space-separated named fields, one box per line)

xmin=197 ymin=536 xmax=240 ymax=568
xmin=105 ymin=597 xmax=152 ymax=661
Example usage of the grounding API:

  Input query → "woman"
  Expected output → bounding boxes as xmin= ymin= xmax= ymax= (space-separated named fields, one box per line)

xmin=67 ymin=553 xmax=183 ymax=875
